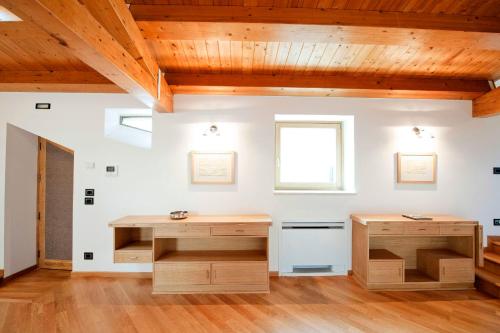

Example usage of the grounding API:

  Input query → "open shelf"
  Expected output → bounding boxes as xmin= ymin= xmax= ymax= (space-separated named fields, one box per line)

xmin=155 ymin=250 xmax=267 ymax=263
xmin=417 ymin=248 xmax=470 ymax=260
xmin=405 ymin=269 xmax=436 ymax=283
xmin=369 ymin=249 xmax=402 ymax=260
xmin=116 ymin=240 xmax=152 ymax=252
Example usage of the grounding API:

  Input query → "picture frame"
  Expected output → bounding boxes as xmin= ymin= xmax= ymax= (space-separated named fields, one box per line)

xmin=397 ymin=152 xmax=437 ymax=184
xmin=190 ymin=151 xmax=235 ymax=184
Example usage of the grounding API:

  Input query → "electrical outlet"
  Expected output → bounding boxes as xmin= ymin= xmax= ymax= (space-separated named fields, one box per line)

xmin=85 ymin=189 xmax=95 ymax=196
xmin=494 ymin=219 xmax=500 ymax=226
xmin=84 ymin=197 xmax=94 ymax=205
xmin=84 ymin=252 xmax=93 ymax=260
xmin=494 ymin=167 xmax=500 ymax=174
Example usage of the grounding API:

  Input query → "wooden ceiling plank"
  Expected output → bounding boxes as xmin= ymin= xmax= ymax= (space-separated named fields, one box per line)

xmin=0 ymin=0 xmax=172 ymax=112
xmin=0 ymin=70 xmax=122 ymax=93
xmin=473 ymin=87 xmax=500 ymax=117
xmin=252 ymin=41 xmax=267 ymax=74
xmin=205 ymin=40 xmax=222 ymax=73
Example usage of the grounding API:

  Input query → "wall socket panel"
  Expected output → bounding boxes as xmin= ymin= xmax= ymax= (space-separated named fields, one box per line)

xmin=84 ymin=252 xmax=93 ymax=260
xmin=494 ymin=167 xmax=500 ymax=174
xmin=494 ymin=219 xmax=500 ymax=226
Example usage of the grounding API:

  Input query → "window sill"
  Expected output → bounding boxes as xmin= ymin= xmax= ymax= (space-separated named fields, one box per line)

xmin=273 ymin=190 xmax=357 ymax=195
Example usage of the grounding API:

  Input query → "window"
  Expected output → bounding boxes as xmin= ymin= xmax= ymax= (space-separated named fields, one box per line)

xmin=119 ymin=116 xmax=152 ymax=133
xmin=275 ymin=122 xmax=343 ymax=191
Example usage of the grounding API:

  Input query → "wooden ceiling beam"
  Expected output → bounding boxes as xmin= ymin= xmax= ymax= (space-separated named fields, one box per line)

xmin=131 ymin=5 xmax=500 ymax=33
xmin=81 ymin=0 xmax=160 ymax=83
xmin=0 ymin=0 xmax=172 ymax=112
xmin=473 ymin=87 xmax=500 ymax=117
xmin=167 ymin=73 xmax=490 ymax=100
xmin=132 ymin=6 xmax=500 ymax=51
xmin=0 ymin=70 xmax=123 ymax=93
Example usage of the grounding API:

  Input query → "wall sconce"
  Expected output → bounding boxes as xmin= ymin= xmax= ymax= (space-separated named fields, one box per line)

xmin=413 ymin=127 xmax=435 ymax=139
xmin=203 ymin=124 xmax=220 ymax=136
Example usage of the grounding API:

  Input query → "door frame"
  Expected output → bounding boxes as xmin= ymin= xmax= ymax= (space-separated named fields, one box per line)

xmin=37 ymin=138 xmax=74 ymax=270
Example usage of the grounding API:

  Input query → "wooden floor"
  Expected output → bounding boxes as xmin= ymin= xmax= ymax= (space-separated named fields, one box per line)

xmin=0 ymin=269 xmax=498 ymax=333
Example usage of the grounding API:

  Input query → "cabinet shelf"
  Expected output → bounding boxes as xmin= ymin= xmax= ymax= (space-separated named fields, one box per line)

xmin=369 ymin=249 xmax=402 ymax=260
xmin=116 ymin=240 xmax=152 ymax=252
xmin=405 ymin=269 xmax=436 ymax=283
xmin=155 ymin=250 xmax=267 ymax=263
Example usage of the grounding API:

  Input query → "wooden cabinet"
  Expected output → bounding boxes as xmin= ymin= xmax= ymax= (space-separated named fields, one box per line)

xmin=113 ymin=227 xmax=152 ymax=263
xmin=351 ymin=214 xmax=480 ymax=291
xmin=110 ymin=215 xmax=271 ymax=294
xmin=417 ymin=249 xmax=474 ymax=283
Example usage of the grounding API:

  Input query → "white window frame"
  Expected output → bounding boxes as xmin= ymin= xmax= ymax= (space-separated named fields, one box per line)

xmin=275 ymin=121 xmax=344 ymax=191
xmin=119 ymin=115 xmax=152 ymax=133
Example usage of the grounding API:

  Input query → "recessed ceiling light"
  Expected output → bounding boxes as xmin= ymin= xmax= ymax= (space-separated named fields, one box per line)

xmin=0 ymin=5 xmax=22 ymax=22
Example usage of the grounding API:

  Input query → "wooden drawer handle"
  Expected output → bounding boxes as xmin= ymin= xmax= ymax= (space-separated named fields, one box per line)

xmin=381 ymin=228 xmax=390 ymax=231
xmin=418 ymin=228 xmax=426 ymax=231
xmin=129 ymin=256 xmax=139 ymax=260
xmin=235 ymin=229 xmax=245 ymax=232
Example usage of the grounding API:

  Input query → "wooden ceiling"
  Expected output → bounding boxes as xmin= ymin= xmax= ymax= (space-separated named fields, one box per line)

xmin=0 ymin=0 xmax=499 ymax=116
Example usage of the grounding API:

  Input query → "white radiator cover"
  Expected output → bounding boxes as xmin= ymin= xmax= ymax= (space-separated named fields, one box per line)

xmin=279 ymin=219 xmax=348 ymax=276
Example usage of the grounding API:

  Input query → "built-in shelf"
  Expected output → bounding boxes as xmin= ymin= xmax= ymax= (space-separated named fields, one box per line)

xmin=116 ymin=240 xmax=152 ymax=252
xmin=155 ymin=250 xmax=267 ymax=263
xmin=417 ymin=248 xmax=470 ymax=260
xmin=369 ymin=249 xmax=402 ymax=260
xmin=405 ymin=269 xmax=436 ymax=283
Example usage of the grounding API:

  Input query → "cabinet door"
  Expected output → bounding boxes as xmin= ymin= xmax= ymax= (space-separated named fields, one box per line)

xmin=368 ymin=261 xmax=404 ymax=284
xmin=211 ymin=262 xmax=268 ymax=285
xmin=154 ymin=263 xmax=211 ymax=287
xmin=441 ymin=259 xmax=474 ymax=282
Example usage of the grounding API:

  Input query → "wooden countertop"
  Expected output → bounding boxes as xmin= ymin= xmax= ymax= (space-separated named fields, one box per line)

xmin=109 ymin=214 xmax=272 ymax=227
xmin=351 ymin=214 xmax=477 ymax=225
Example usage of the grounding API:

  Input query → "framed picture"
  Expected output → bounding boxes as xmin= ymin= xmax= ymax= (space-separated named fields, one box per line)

xmin=397 ymin=153 xmax=437 ymax=184
xmin=191 ymin=151 xmax=235 ymax=184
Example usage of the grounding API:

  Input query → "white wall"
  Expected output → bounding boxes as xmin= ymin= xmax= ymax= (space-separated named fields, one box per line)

xmin=3 ymin=124 xmax=38 ymax=277
xmin=0 ymin=92 xmax=499 ymax=272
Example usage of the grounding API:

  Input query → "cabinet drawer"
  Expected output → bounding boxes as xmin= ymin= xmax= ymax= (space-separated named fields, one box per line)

xmin=212 ymin=262 xmax=268 ymax=285
xmin=404 ymin=225 xmax=439 ymax=235
xmin=154 ymin=263 xmax=211 ymax=287
xmin=211 ymin=225 xmax=268 ymax=236
xmin=439 ymin=225 xmax=474 ymax=235
xmin=368 ymin=261 xmax=404 ymax=284
xmin=114 ymin=250 xmax=151 ymax=263
xmin=155 ymin=225 xmax=210 ymax=238
xmin=441 ymin=259 xmax=474 ymax=282
xmin=368 ymin=223 xmax=404 ymax=235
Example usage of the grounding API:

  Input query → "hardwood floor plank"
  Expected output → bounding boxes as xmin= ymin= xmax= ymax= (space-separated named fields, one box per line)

xmin=0 ymin=269 xmax=498 ymax=333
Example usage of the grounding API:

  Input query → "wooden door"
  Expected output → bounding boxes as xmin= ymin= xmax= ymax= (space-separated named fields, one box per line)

xmin=37 ymin=138 xmax=74 ymax=270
